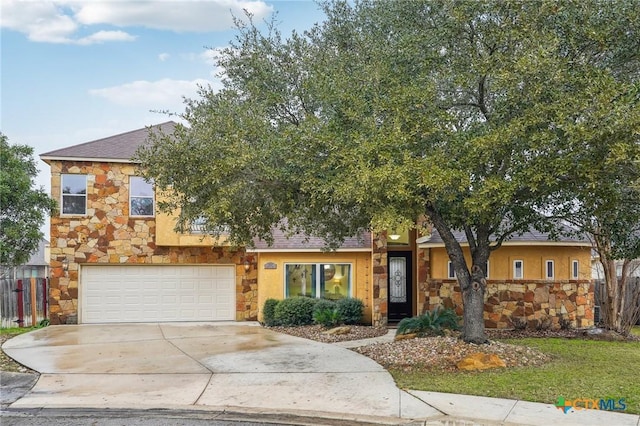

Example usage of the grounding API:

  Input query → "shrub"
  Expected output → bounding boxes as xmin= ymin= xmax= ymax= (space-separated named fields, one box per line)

xmin=336 ymin=298 xmax=364 ymax=324
xmin=512 ymin=316 xmax=527 ymax=331
xmin=313 ymin=307 xmax=342 ymax=328
xmin=396 ymin=306 xmax=461 ymax=337
xmin=313 ymin=298 xmax=336 ymax=315
xmin=262 ymin=298 xmax=280 ymax=326
xmin=274 ymin=297 xmax=316 ymax=326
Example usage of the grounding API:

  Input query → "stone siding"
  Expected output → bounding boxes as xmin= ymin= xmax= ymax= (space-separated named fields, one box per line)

xmin=48 ymin=161 xmax=256 ymax=325
xmin=420 ymin=279 xmax=595 ymax=329
xmin=371 ymin=233 xmax=388 ymax=327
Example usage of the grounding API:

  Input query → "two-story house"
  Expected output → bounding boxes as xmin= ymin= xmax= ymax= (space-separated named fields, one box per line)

xmin=41 ymin=122 xmax=594 ymax=329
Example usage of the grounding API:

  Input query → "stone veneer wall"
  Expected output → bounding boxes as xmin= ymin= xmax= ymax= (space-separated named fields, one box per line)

xmin=48 ymin=161 xmax=257 ymax=325
xmin=371 ymin=233 xmax=388 ymax=327
xmin=419 ymin=279 xmax=595 ymax=329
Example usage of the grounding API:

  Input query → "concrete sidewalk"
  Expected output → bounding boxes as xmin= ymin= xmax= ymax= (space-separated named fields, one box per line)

xmin=2 ymin=323 xmax=639 ymax=425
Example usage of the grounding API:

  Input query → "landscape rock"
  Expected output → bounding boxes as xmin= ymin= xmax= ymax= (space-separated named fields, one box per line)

xmin=456 ymin=353 xmax=507 ymax=371
xmin=394 ymin=333 xmax=418 ymax=341
xmin=322 ymin=326 xmax=351 ymax=335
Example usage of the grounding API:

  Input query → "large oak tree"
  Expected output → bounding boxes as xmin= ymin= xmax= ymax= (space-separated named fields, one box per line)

xmin=138 ymin=0 xmax=640 ymax=343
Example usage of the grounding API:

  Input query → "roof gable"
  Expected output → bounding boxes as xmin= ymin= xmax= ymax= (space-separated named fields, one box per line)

xmin=40 ymin=121 xmax=177 ymax=162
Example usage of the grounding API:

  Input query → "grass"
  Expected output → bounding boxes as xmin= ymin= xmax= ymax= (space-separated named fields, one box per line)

xmin=0 ymin=326 xmax=38 ymax=335
xmin=391 ymin=337 xmax=640 ymax=415
xmin=631 ymin=326 xmax=640 ymax=336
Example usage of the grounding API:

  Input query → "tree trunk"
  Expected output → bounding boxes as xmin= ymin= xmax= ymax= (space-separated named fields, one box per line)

xmin=594 ymin=234 xmax=638 ymax=335
xmin=460 ymin=264 xmax=488 ymax=344
xmin=426 ymin=205 xmax=488 ymax=344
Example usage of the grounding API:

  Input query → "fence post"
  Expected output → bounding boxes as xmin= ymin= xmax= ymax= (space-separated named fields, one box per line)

xmin=30 ymin=277 xmax=37 ymax=326
xmin=42 ymin=278 xmax=48 ymax=320
xmin=15 ymin=279 xmax=24 ymax=327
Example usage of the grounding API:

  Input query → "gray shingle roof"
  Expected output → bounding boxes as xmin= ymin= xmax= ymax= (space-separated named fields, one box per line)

xmin=40 ymin=121 xmax=177 ymax=161
xmin=252 ymin=229 xmax=372 ymax=251
xmin=418 ymin=226 xmax=591 ymax=246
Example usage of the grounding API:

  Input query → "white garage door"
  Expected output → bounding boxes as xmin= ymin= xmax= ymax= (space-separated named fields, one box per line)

xmin=81 ymin=265 xmax=235 ymax=323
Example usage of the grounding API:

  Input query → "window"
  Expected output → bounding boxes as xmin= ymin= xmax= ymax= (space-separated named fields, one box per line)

xmin=484 ymin=260 xmax=490 ymax=279
xmin=447 ymin=261 xmax=456 ymax=279
xmin=129 ymin=177 xmax=154 ymax=216
xmin=545 ymin=260 xmax=554 ymax=279
xmin=285 ymin=263 xmax=352 ymax=300
xmin=513 ymin=260 xmax=524 ymax=279
xmin=61 ymin=174 xmax=87 ymax=215
xmin=572 ymin=260 xmax=579 ymax=279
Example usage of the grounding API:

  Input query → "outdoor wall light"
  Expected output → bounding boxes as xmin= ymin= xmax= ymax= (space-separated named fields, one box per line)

xmin=389 ymin=232 xmax=401 ymax=241
xmin=243 ymin=256 xmax=257 ymax=272
xmin=62 ymin=258 xmax=69 ymax=272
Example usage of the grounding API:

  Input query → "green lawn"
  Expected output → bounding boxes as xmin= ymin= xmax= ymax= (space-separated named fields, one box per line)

xmin=391 ymin=337 xmax=640 ymax=415
xmin=0 ymin=326 xmax=37 ymax=335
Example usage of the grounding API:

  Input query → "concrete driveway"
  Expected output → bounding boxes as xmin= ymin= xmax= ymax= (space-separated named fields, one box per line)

xmin=2 ymin=323 xmax=439 ymax=423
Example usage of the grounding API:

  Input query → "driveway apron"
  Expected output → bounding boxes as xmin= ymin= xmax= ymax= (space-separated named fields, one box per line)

xmin=2 ymin=323 xmax=438 ymax=421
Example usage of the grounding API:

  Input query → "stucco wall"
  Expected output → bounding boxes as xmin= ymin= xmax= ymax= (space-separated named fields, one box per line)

xmin=255 ymin=251 xmax=373 ymax=324
xmin=47 ymin=160 xmax=255 ymax=324
xmin=428 ymin=245 xmax=592 ymax=280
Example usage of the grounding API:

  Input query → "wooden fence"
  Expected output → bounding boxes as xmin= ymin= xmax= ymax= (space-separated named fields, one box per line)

xmin=0 ymin=277 xmax=48 ymax=328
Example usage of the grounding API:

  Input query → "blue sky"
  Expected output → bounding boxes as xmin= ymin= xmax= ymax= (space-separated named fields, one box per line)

xmin=1 ymin=0 xmax=326 ymax=206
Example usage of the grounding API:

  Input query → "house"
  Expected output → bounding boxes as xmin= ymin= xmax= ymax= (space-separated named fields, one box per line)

xmin=1 ymin=239 xmax=50 ymax=280
xmin=41 ymin=122 xmax=595 ymax=329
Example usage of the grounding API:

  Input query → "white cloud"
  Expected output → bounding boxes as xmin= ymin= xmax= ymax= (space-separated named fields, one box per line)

xmin=75 ymin=0 xmax=272 ymax=32
xmin=76 ymin=30 xmax=137 ymax=45
xmin=88 ymin=78 xmax=221 ymax=109
xmin=158 ymin=53 xmax=170 ymax=61
xmin=0 ymin=0 xmax=273 ymax=44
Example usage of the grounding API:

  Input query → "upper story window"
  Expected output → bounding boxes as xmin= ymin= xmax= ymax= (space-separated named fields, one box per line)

xmin=545 ymin=260 xmax=555 ymax=280
xmin=61 ymin=174 xmax=87 ymax=215
xmin=130 ymin=177 xmax=154 ymax=217
xmin=513 ymin=260 xmax=524 ymax=279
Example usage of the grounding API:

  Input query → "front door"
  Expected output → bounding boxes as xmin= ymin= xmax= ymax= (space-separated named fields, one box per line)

xmin=388 ymin=251 xmax=412 ymax=322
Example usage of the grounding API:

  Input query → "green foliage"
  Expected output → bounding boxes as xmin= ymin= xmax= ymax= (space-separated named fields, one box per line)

xmin=262 ymin=298 xmax=280 ymax=326
xmin=0 ymin=134 xmax=56 ymax=267
xmin=335 ymin=297 xmax=364 ymax=325
xmin=313 ymin=298 xmax=336 ymax=315
xmin=396 ymin=307 xmax=461 ymax=337
xmin=273 ymin=297 xmax=316 ymax=326
xmin=313 ymin=307 xmax=342 ymax=328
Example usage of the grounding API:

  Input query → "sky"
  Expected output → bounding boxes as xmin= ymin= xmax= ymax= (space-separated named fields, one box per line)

xmin=0 ymin=0 xmax=327 ymax=237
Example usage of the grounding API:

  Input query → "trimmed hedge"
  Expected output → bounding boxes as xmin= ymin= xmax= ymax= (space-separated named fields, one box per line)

xmin=274 ymin=297 xmax=317 ymax=326
xmin=336 ymin=297 xmax=364 ymax=324
xmin=262 ymin=298 xmax=280 ymax=326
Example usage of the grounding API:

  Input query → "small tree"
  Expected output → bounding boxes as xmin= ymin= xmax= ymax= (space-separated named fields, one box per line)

xmin=0 ymin=134 xmax=56 ymax=272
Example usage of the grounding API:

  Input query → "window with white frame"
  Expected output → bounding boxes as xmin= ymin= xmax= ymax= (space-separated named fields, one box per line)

xmin=484 ymin=260 xmax=490 ymax=279
xmin=129 ymin=176 xmax=154 ymax=217
xmin=447 ymin=261 xmax=456 ymax=279
xmin=285 ymin=263 xmax=352 ymax=300
xmin=61 ymin=174 xmax=87 ymax=215
xmin=572 ymin=260 xmax=579 ymax=279
xmin=545 ymin=260 xmax=555 ymax=279
xmin=513 ymin=260 xmax=524 ymax=279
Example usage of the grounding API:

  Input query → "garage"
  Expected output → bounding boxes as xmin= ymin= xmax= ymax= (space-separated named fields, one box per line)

xmin=81 ymin=265 xmax=236 ymax=323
